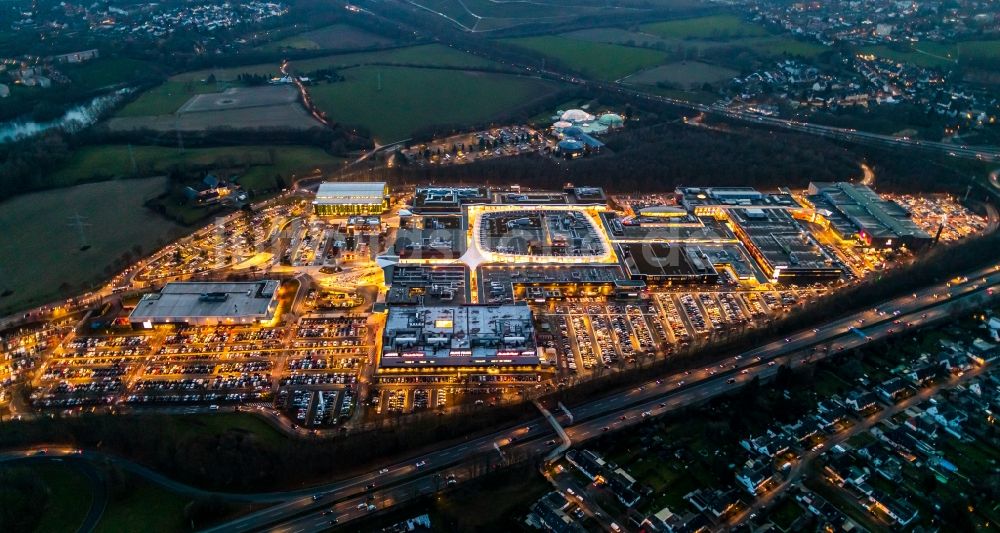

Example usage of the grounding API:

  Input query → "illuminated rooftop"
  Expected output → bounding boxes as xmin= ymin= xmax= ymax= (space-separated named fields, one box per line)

xmin=129 ymin=280 xmax=280 ymax=325
xmin=381 ymin=304 xmax=538 ymax=367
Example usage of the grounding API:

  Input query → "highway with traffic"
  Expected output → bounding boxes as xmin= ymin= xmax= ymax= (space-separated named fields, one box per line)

xmin=208 ymin=262 xmax=1000 ymax=532
xmin=2 ymin=263 xmax=997 ymax=532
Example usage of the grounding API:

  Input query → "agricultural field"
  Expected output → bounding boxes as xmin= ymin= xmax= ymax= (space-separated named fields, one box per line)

xmin=48 ymin=144 xmax=343 ymax=190
xmin=171 ymin=62 xmax=282 ymax=83
xmin=0 ymin=177 xmax=185 ymax=315
xmin=947 ymin=39 xmax=1000 ymax=62
xmin=748 ymin=37 xmax=828 ymax=58
xmin=406 ymin=0 xmax=702 ymax=31
xmin=501 ymin=36 xmax=670 ymax=80
xmin=259 ymin=23 xmax=394 ymax=51
xmin=565 ymin=15 xmax=828 ymax=66
xmin=173 ymin=44 xmax=499 ymax=83
xmin=286 ymin=43 xmax=501 ymax=73
xmin=638 ymin=85 xmax=719 ymax=104
xmin=860 ymin=45 xmax=956 ymax=69
xmin=116 ymin=80 xmax=223 ymax=117
xmin=562 ymin=27 xmax=673 ymax=49
xmin=308 ymin=66 xmax=563 ymax=142
xmin=640 ymin=14 xmax=770 ymax=40
xmin=861 ymin=39 xmax=999 ymax=69
xmin=624 ymin=61 xmax=738 ymax=87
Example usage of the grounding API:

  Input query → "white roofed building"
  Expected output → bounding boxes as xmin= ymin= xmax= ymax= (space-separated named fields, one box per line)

xmin=313 ymin=181 xmax=389 ymax=216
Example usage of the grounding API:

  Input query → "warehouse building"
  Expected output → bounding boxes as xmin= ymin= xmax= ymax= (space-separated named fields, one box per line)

xmin=676 ymin=186 xmax=799 ymax=216
xmin=617 ymin=243 xmax=719 ymax=285
xmin=806 ymin=182 xmax=932 ymax=250
xmin=728 ymin=208 xmax=842 ymax=283
xmin=129 ymin=280 xmax=281 ymax=327
xmin=313 ymin=181 xmax=389 ymax=216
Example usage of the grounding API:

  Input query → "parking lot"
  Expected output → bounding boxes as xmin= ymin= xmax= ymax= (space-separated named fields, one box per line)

xmin=888 ymin=193 xmax=988 ymax=243
xmin=402 ymin=126 xmax=549 ymax=166
xmin=533 ymin=287 xmax=823 ymax=379
xmin=134 ymin=203 xmax=291 ymax=285
xmin=31 ymin=311 xmax=375 ymax=414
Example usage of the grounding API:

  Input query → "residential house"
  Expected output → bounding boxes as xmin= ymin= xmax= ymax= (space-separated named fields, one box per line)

xmin=876 ymin=377 xmax=910 ymax=403
xmin=684 ymin=489 xmax=740 ymax=522
xmin=641 ymin=507 xmax=710 ymax=533
xmin=741 ymin=433 xmax=794 ymax=458
xmin=906 ymin=364 xmax=941 ymax=386
xmin=531 ymin=492 xmax=586 ymax=533
xmin=565 ymin=450 xmax=605 ymax=481
xmin=735 ymin=458 xmax=774 ymax=495
xmin=868 ymin=490 xmax=919 ymax=527
xmin=845 ymin=390 xmax=878 ymax=413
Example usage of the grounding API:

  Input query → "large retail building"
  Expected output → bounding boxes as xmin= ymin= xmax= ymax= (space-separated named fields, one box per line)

xmin=313 ymin=182 xmax=389 ymax=216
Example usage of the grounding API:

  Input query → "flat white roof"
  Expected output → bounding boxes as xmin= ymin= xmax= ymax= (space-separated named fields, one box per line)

xmin=129 ymin=280 xmax=280 ymax=322
xmin=314 ymin=182 xmax=387 ymax=205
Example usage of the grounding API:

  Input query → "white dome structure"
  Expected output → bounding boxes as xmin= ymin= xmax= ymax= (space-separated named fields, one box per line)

xmin=560 ymin=109 xmax=595 ymax=123
xmin=553 ymin=120 xmax=573 ymax=129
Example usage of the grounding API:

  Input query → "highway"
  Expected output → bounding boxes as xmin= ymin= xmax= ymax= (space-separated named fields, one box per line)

xmin=209 ymin=262 xmax=1000 ymax=532
xmin=2 ymin=266 xmax=996 ymax=532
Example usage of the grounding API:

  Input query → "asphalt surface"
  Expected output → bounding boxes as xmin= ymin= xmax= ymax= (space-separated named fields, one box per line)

xmin=2 ymin=263 xmax=997 ymax=533
xmin=237 ymin=264 xmax=1000 ymax=532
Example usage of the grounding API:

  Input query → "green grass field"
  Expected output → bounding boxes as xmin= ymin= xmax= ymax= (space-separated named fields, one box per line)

xmin=95 ymin=478 xmax=190 ymax=533
xmin=32 ymin=463 xmax=94 ymax=533
xmin=259 ymin=23 xmax=394 ymax=51
xmin=308 ymin=66 xmax=562 ymax=142
xmin=0 ymin=177 xmax=185 ymax=315
xmin=173 ymin=44 xmax=498 ymax=82
xmin=862 ymin=40 xmax=1000 ymax=68
xmin=64 ymin=57 xmax=161 ymax=89
xmin=115 ymin=81 xmax=219 ymax=117
xmin=631 ymin=84 xmax=720 ymax=104
xmin=116 ymin=80 xmax=223 ymax=117
xmin=170 ymin=63 xmax=280 ymax=83
xmin=626 ymin=61 xmax=737 ymax=87
xmin=948 ymin=39 xmax=1000 ymax=61
xmin=641 ymin=14 xmax=770 ymax=40
xmin=48 ymin=145 xmax=342 ymax=190
xmin=770 ymin=497 xmax=805 ymax=530
xmin=502 ymin=36 xmax=669 ymax=80
xmin=750 ymin=37 xmax=828 ymax=58
xmin=173 ymin=413 xmax=287 ymax=448
xmin=287 ymin=43 xmax=500 ymax=73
